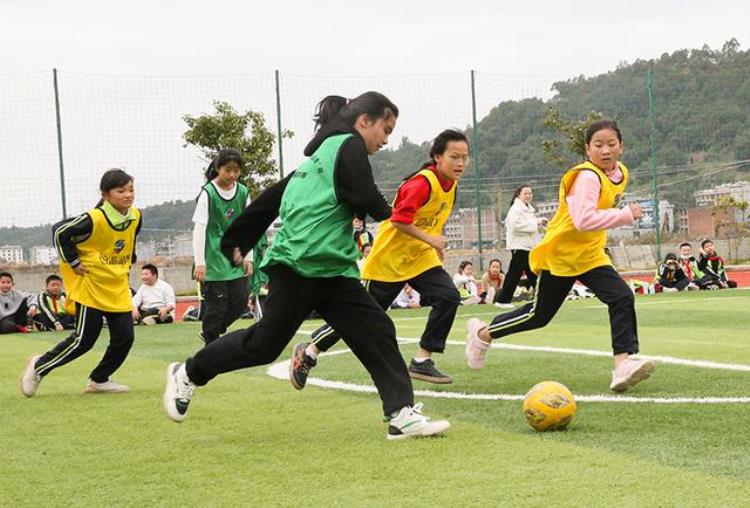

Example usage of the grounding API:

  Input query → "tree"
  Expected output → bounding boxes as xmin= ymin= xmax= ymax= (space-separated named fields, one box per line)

xmin=712 ymin=195 xmax=749 ymax=262
xmin=542 ymin=108 xmax=604 ymax=169
xmin=182 ymin=101 xmax=293 ymax=195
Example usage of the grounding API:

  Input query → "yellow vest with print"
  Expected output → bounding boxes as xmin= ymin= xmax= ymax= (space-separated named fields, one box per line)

xmin=60 ymin=207 xmax=141 ymax=313
xmin=361 ymin=169 xmax=456 ymax=282
xmin=529 ymin=161 xmax=628 ymax=277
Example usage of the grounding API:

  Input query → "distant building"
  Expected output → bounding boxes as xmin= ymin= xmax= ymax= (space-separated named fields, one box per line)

xmin=31 ymin=246 xmax=58 ymax=265
xmin=693 ymin=181 xmax=750 ymax=222
xmin=534 ymin=201 xmax=559 ymax=223
xmin=445 ymin=207 xmax=499 ymax=249
xmin=0 ymin=245 xmax=24 ymax=264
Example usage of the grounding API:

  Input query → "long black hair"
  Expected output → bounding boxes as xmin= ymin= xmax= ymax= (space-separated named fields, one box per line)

xmin=508 ymin=184 xmax=532 ymax=213
xmin=205 ymin=148 xmax=244 ymax=180
xmin=313 ymin=91 xmax=399 ymax=132
xmin=96 ymin=168 xmax=133 ymax=207
xmin=419 ymin=129 xmax=469 ymax=169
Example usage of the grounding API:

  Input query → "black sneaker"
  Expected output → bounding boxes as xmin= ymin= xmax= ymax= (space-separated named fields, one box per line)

xmin=408 ymin=358 xmax=453 ymax=384
xmin=290 ymin=342 xmax=317 ymax=390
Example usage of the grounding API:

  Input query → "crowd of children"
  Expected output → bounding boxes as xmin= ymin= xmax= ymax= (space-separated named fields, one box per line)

xmin=6 ymin=101 xmax=744 ymax=443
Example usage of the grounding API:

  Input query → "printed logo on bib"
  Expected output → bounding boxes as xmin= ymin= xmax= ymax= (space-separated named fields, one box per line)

xmin=114 ymin=239 xmax=126 ymax=253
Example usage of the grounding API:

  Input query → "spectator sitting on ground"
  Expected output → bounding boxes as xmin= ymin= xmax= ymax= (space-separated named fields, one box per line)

xmin=352 ymin=217 xmax=374 ymax=253
xmin=132 ymin=264 xmax=176 ymax=325
xmin=28 ymin=274 xmax=76 ymax=331
xmin=391 ymin=284 xmax=421 ymax=309
xmin=453 ymin=260 xmax=481 ymax=305
xmin=678 ymin=242 xmax=713 ymax=290
xmin=0 ymin=271 xmax=33 ymax=333
xmin=481 ymin=258 xmax=505 ymax=304
xmin=698 ymin=239 xmax=737 ymax=289
xmin=655 ymin=253 xmax=694 ymax=292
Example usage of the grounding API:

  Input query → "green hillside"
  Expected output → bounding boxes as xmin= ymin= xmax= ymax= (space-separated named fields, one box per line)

xmin=371 ymin=39 xmax=750 ymax=208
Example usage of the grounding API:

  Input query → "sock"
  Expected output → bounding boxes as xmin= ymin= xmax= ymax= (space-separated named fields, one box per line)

xmin=305 ymin=344 xmax=318 ymax=360
xmin=412 ymin=357 xmax=429 ymax=364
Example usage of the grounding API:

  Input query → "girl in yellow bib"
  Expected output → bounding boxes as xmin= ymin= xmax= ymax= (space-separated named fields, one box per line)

xmin=465 ymin=120 xmax=656 ymax=392
xmin=290 ymin=129 xmax=468 ymax=388
xmin=21 ymin=169 xmax=142 ymax=397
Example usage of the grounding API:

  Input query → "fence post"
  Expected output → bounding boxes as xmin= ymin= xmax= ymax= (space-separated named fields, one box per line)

xmin=53 ymin=68 xmax=67 ymax=219
xmin=471 ymin=70 xmax=484 ymax=270
xmin=275 ymin=70 xmax=284 ymax=178
xmin=647 ymin=67 xmax=661 ymax=260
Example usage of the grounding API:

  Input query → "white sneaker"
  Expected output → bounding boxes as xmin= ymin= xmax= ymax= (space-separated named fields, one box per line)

xmin=662 ymin=287 xmax=679 ymax=293
xmin=493 ymin=302 xmax=515 ymax=309
xmin=20 ymin=355 xmax=42 ymax=397
xmin=465 ymin=318 xmax=490 ymax=369
xmin=386 ymin=402 xmax=450 ymax=440
xmin=163 ymin=362 xmax=196 ymax=422
xmin=142 ymin=315 xmax=158 ymax=326
xmin=83 ymin=379 xmax=130 ymax=393
xmin=610 ymin=358 xmax=656 ymax=392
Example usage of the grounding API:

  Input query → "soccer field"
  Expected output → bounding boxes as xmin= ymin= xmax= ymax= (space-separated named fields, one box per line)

xmin=3 ymin=290 xmax=750 ymax=506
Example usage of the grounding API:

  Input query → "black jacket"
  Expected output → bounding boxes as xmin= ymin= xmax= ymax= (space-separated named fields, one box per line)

xmin=221 ymin=121 xmax=391 ymax=259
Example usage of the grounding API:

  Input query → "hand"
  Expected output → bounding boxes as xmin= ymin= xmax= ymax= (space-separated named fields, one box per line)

xmin=27 ymin=306 xmax=37 ymax=317
xmin=73 ymin=264 xmax=89 ymax=275
xmin=538 ymin=217 xmax=548 ymax=227
xmin=158 ymin=307 xmax=170 ymax=320
xmin=194 ymin=265 xmax=206 ymax=283
xmin=55 ymin=323 xmax=64 ymax=332
xmin=628 ymin=203 xmax=644 ymax=220
xmin=132 ymin=308 xmax=141 ymax=321
xmin=244 ymin=260 xmax=254 ymax=277
xmin=231 ymin=247 xmax=244 ymax=267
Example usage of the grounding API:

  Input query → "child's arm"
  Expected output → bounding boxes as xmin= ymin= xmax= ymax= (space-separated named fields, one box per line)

xmin=52 ymin=213 xmax=93 ymax=268
xmin=389 ymin=174 xmax=446 ymax=255
xmin=334 ymin=137 xmax=391 ymax=222
xmin=221 ymin=173 xmax=294 ymax=260
xmin=566 ymin=171 xmax=636 ymax=231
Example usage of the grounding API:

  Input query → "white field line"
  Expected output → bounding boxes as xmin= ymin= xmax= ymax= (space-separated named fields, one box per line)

xmin=270 ymin=338 xmax=750 ymax=404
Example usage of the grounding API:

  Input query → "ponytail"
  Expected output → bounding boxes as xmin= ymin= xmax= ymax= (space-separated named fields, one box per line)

xmin=313 ymin=91 xmax=398 ymax=132
xmin=420 ymin=129 xmax=469 ymax=169
xmin=313 ymin=96 xmax=348 ymax=132
xmin=205 ymin=148 xmax=244 ymax=180
xmin=97 ymin=168 xmax=133 ymax=207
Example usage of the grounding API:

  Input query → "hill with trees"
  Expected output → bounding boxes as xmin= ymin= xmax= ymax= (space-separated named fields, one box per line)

xmin=371 ymin=38 xmax=750 ymax=208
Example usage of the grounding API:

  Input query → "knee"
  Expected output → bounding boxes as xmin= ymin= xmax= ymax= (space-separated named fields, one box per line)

xmin=433 ymin=288 xmax=461 ymax=308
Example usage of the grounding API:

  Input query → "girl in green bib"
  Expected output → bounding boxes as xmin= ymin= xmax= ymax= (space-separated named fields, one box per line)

xmin=191 ymin=149 xmax=252 ymax=344
xmin=164 ymin=92 xmax=450 ymax=440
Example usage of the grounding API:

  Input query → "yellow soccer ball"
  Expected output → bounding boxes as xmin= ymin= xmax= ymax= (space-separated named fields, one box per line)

xmin=522 ymin=381 xmax=576 ymax=431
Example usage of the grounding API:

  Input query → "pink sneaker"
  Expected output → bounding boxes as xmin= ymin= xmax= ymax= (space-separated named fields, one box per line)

xmin=610 ymin=358 xmax=656 ymax=392
xmin=465 ymin=318 xmax=490 ymax=369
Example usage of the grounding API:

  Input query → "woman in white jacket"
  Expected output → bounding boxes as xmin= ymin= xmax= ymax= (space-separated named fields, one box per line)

xmin=495 ymin=185 xmax=546 ymax=308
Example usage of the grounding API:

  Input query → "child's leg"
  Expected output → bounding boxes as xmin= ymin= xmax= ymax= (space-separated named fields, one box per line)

xmin=484 ymin=271 xmax=574 ymax=341
xmin=316 ymin=277 xmax=413 ymax=416
xmin=35 ymin=304 xmax=103 ymax=377
xmin=310 ymin=280 xmax=401 ymax=354
xmin=578 ymin=266 xmax=638 ymax=357
xmin=409 ymin=267 xmax=461 ymax=355
xmin=496 ymin=250 xmax=526 ymax=304
xmin=0 ymin=315 xmax=17 ymax=333
xmin=219 ymin=277 xmax=249 ymax=334
xmin=200 ymin=281 xmax=229 ymax=343
xmin=32 ymin=312 xmax=56 ymax=331
xmin=185 ymin=265 xmax=315 ymax=385
xmin=89 ymin=311 xmax=134 ymax=383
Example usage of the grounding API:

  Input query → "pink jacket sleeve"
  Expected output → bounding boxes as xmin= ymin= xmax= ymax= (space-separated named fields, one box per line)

xmin=566 ymin=170 xmax=634 ymax=231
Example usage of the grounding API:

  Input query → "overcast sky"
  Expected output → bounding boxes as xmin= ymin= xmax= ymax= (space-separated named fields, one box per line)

xmin=1 ymin=0 xmax=748 ymax=228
